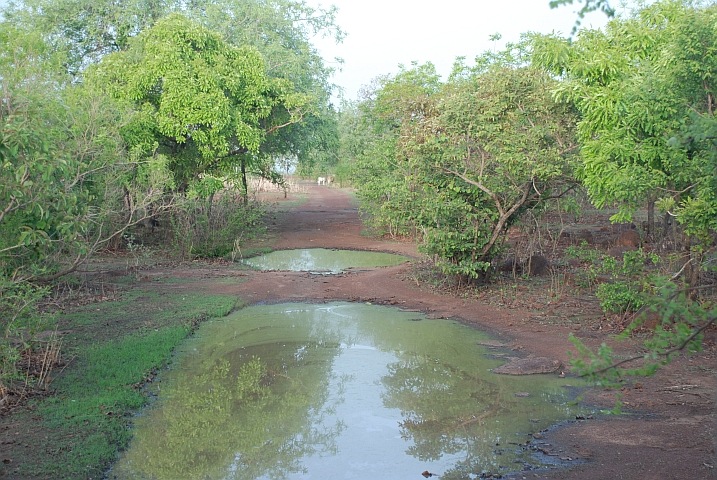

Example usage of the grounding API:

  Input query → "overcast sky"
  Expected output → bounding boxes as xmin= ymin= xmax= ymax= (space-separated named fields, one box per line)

xmin=308 ymin=0 xmax=612 ymax=102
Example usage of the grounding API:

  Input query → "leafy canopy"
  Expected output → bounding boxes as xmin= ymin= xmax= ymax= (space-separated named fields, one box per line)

xmin=535 ymin=0 xmax=717 ymax=242
xmin=90 ymin=13 xmax=312 ymax=192
xmin=350 ymin=53 xmax=579 ymax=282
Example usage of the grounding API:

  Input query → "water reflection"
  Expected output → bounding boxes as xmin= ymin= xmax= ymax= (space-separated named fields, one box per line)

xmin=112 ymin=303 xmax=587 ymax=479
xmin=243 ymin=248 xmax=409 ymax=273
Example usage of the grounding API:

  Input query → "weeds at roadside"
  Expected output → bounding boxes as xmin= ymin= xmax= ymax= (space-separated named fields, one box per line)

xmin=123 ymin=234 xmax=155 ymax=269
xmin=1 ymin=282 xmax=57 ymax=410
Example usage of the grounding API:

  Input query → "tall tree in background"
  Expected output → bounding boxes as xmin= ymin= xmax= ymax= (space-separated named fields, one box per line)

xmin=3 ymin=0 xmax=343 ymax=176
xmin=91 ymin=13 xmax=312 ymax=197
xmin=184 ymin=0 xmax=344 ymax=173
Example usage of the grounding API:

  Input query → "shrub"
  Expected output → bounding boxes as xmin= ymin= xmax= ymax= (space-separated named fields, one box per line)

xmin=170 ymin=194 xmax=267 ymax=259
xmin=596 ymin=281 xmax=646 ymax=313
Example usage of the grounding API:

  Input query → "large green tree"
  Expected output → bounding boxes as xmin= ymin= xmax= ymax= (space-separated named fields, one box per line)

xmin=90 ymin=13 xmax=312 ymax=195
xmin=531 ymin=0 xmax=717 ymax=391
xmin=4 ymin=0 xmax=344 ymax=176
xmin=186 ymin=0 xmax=344 ymax=164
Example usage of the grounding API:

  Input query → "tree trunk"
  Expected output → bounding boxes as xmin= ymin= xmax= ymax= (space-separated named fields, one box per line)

xmin=646 ymin=196 xmax=655 ymax=241
xmin=662 ymin=211 xmax=671 ymax=239
xmin=681 ymin=234 xmax=703 ymax=299
xmin=208 ymin=192 xmax=215 ymax=219
xmin=241 ymin=157 xmax=248 ymax=205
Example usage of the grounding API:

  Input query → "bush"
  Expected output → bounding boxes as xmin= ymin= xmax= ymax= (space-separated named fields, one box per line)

xmin=0 ymin=282 xmax=54 ymax=390
xmin=596 ymin=281 xmax=646 ymax=313
xmin=170 ymin=194 xmax=267 ymax=259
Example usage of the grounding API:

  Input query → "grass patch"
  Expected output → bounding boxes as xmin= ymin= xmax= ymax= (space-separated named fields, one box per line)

xmin=6 ymin=290 xmax=239 ymax=479
xmin=272 ymin=193 xmax=309 ymax=209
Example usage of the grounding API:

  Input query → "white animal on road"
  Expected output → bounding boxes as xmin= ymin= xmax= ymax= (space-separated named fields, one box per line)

xmin=317 ymin=176 xmax=327 ymax=185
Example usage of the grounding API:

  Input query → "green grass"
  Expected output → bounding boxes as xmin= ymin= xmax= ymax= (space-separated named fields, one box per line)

xmin=274 ymin=193 xmax=309 ymax=209
xmin=10 ymin=290 xmax=239 ymax=479
xmin=29 ymin=328 xmax=188 ymax=477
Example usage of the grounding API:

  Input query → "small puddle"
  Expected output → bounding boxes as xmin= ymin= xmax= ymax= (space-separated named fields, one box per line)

xmin=112 ymin=303 xmax=588 ymax=479
xmin=243 ymin=248 xmax=409 ymax=273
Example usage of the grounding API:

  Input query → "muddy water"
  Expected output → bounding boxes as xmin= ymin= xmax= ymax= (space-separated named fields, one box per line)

xmin=112 ymin=302 xmax=587 ymax=480
xmin=243 ymin=248 xmax=409 ymax=273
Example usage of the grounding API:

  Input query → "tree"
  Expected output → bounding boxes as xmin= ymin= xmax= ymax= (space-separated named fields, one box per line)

xmin=534 ymin=0 xmax=717 ymax=288
xmin=0 ymin=24 xmax=163 ymax=284
xmin=351 ymin=58 xmax=579 ymax=283
xmin=90 ymin=13 xmax=312 ymax=197
xmin=350 ymin=64 xmax=442 ymax=239
xmin=185 ymin=0 xmax=344 ymax=177
xmin=549 ymin=0 xmax=615 ymax=32
xmin=533 ymin=0 xmax=717 ymax=392
xmin=0 ymin=24 xmax=169 ymax=386
xmin=424 ymin=64 xmax=579 ymax=280
xmin=2 ymin=0 xmax=168 ymax=73
xmin=4 ymin=0 xmax=344 ymax=182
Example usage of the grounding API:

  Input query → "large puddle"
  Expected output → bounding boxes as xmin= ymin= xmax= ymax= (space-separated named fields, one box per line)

xmin=243 ymin=248 xmax=409 ymax=273
xmin=112 ymin=303 xmax=587 ymax=479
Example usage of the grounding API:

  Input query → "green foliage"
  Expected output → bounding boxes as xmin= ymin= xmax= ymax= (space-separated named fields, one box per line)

xmin=184 ymin=0 xmax=344 ymax=171
xmin=596 ymin=281 xmax=645 ymax=314
xmin=3 ymin=0 xmax=166 ymax=71
xmin=350 ymin=55 xmax=579 ymax=282
xmin=91 ymin=13 xmax=312 ymax=192
xmin=535 ymin=0 xmax=717 ymax=284
xmin=6 ymin=0 xmax=344 ymax=184
xmin=564 ymin=241 xmax=599 ymax=264
xmin=14 ymin=290 xmax=237 ymax=478
xmin=593 ymin=249 xmax=658 ymax=314
xmin=0 ymin=282 xmax=53 ymax=386
xmin=540 ymin=2 xmax=717 ymax=385
xmin=566 ymin=246 xmax=659 ymax=314
xmin=570 ymin=277 xmax=716 ymax=400
xmin=1 ymin=26 xmax=109 ymax=278
xmin=0 ymin=24 xmax=141 ymax=386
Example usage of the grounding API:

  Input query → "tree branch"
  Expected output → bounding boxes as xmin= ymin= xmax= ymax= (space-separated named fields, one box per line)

xmin=585 ymin=314 xmax=717 ymax=377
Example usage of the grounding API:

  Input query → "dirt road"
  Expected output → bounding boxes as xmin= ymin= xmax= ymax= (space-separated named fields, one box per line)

xmin=170 ymin=184 xmax=717 ymax=479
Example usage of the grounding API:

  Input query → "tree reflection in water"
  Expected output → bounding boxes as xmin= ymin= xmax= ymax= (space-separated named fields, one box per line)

xmin=114 ymin=340 xmax=346 ymax=479
xmin=381 ymin=352 xmax=582 ymax=478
